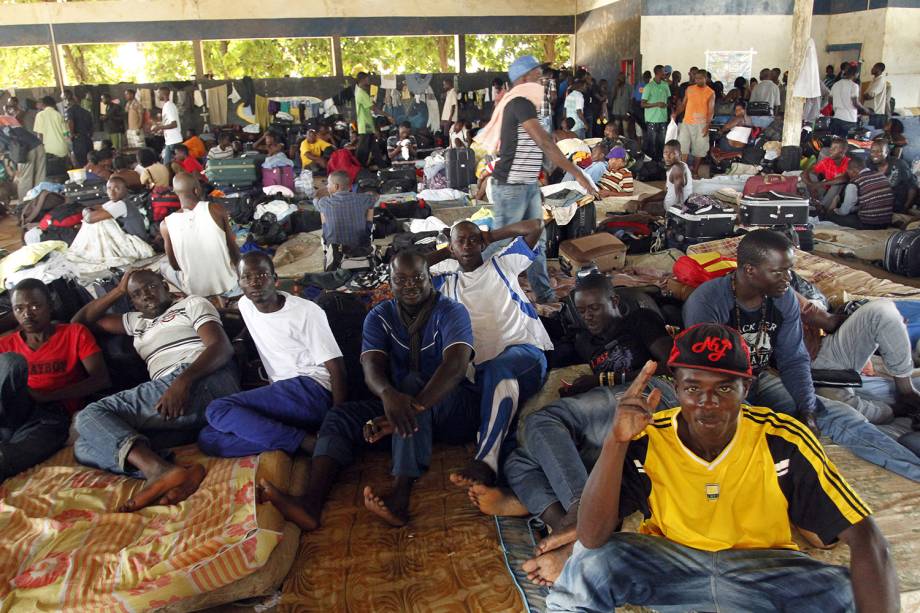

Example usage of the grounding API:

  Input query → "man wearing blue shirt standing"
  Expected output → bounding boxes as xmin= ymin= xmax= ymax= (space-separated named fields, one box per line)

xmin=684 ymin=229 xmax=920 ymax=482
xmin=258 ymin=251 xmax=480 ymax=529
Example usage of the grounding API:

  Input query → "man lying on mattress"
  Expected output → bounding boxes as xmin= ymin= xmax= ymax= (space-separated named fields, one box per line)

xmin=0 ymin=278 xmax=111 ymax=481
xmin=71 ymin=269 xmax=239 ymax=511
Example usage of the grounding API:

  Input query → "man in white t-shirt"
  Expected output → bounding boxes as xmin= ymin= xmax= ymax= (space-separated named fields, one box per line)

xmin=863 ymin=62 xmax=889 ymax=129
xmin=441 ymin=79 xmax=459 ymax=137
xmin=564 ymin=80 xmax=587 ymax=138
xmin=152 ymin=86 xmax=182 ymax=165
xmin=429 ymin=219 xmax=552 ymax=487
xmin=830 ymin=65 xmax=868 ymax=137
xmin=198 ymin=252 xmax=346 ymax=457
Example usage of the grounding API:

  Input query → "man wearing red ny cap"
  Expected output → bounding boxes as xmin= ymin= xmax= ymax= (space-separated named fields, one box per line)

xmin=547 ymin=323 xmax=897 ymax=613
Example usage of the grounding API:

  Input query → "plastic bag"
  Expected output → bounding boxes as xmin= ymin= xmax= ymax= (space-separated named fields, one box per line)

xmin=295 ymin=169 xmax=315 ymax=198
xmin=665 ymin=119 xmax=679 ymax=142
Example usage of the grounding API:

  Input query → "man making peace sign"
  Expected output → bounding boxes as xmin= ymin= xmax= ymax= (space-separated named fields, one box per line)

xmin=547 ymin=323 xmax=898 ymax=613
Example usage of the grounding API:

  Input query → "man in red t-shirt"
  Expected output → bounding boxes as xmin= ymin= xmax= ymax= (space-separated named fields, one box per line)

xmin=805 ymin=136 xmax=851 ymax=212
xmin=0 ymin=279 xmax=111 ymax=481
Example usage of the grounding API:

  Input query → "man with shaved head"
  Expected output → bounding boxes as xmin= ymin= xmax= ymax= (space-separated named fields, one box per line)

xmin=314 ymin=170 xmax=375 ymax=271
xmin=259 ymin=250 xmax=479 ymax=529
xmin=160 ymin=172 xmax=240 ymax=298
xmin=72 ymin=269 xmax=238 ymax=511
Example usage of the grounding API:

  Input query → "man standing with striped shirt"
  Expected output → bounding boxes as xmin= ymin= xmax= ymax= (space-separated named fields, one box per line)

xmin=486 ymin=55 xmax=597 ymax=304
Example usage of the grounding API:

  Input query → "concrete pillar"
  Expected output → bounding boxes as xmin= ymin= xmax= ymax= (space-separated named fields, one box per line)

xmin=49 ymin=43 xmax=64 ymax=91
xmin=332 ymin=36 xmax=344 ymax=78
xmin=192 ymin=40 xmax=205 ymax=79
xmin=456 ymin=35 xmax=466 ymax=74
xmin=782 ymin=0 xmax=814 ymax=148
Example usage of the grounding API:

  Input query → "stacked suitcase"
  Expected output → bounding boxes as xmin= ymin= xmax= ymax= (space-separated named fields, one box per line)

xmin=205 ymin=155 xmax=261 ymax=191
xmin=738 ymin=191 xmax=810 ymax=226
xmin=666 ymin=197 xmax=737 ymax=250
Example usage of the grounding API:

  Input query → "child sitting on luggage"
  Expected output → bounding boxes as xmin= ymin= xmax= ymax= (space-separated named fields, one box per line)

xmin=208 ymin=132 xmax=235 ymax=161
xmin=804 ymin=137 xmax=850 ymax=212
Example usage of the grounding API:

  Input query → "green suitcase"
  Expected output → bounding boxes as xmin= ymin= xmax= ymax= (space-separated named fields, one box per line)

xmin=205 ymin=156 xmax=259 ymax=187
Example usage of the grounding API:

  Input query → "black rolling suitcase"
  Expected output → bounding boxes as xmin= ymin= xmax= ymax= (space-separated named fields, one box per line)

xmin=445 ymin=148 xmax=476 ymax=189
xmin=883 ymin=230 xmax=920 ymax=277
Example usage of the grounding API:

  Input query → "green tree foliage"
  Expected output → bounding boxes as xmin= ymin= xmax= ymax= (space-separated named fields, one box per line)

xmin=0 ymin=46 xmax=55 ymax=87
xmin=341 ymin=36 xmax=455 ymax=76
xmin=203 ymin=38 xmax=333 ymax=79
xmin=60 ymin=42 xmax=194 ymax=84
xmin=466 ymin=34 xmax=571 ymax=72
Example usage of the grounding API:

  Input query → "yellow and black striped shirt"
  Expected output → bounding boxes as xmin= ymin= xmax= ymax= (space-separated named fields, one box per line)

xmin=618 ymin=405 xmax=870 ymax=552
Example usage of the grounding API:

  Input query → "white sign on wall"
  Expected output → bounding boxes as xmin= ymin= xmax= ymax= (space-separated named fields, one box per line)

xmin=705 ymin=49 xmax=757 ymax=85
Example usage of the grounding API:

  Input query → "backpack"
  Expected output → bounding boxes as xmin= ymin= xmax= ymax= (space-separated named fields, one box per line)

xmin=385 ymin=230 xmax=441 ymax=261
xmin=597 ymin=218 xmax=662 ymax=254
xmin=672 ymin=252 xmax=738 ymax=288
xmin=372 ymin=210 xmax=400 ymax=238
xmin=312 ymin=291 xmax=372 ymax=400
xmin=150 ymin=186 xmax=181 ymax=223
xmin=636 ymin=160 xmax=666 ymax=182
xmin=285 ymin=209 xmax=322 ymax=234
xmin=249 ymin=211 xmax=287 ymax=245
xmin=212 ymin=194 xmax=256 ymax=224
xmin=327 ymin=149 xmax=362 ymax=183
xmin=18 ymin=190 xmax=65 ymax=226
xmin=376 ymin=200 xmax=432 ymax=219
xmin=39 ymin=203 xmax=83 ymax=230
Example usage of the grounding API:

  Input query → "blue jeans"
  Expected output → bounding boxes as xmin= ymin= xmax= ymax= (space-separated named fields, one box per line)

xmin=505 ymin=377 xmax=678 ymax=516
xmin=547 ymin=533 xmax=853 ymax=613
xmin=643 ymin=121 xmax=667 ymax=160
xmin=472 ymin=344 xmax=547 ymax=473
xmin=485 ymin=182 xmax=554 ymax=303
xmin=73 ymin=364 xmax=240 ymax=476
xmin=539 ymin=115 xmax=553 ymax=134
xmin=198 ymin=375 xmax=332 ymax=457
xmin=313 ymin=373 xmax=480 ymax=478
xmin=830 ymin=117 xmax=857 ymax=138
xmin=749 ymin=371 xmax=920 ymax=482
xmin=0 ymin=353 xmax=69 ymax=481
xmin=162 ymin=143 xmax=177 ymax=166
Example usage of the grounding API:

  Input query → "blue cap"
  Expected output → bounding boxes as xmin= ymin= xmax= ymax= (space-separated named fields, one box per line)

xmin=663 ymin=65 xmax=673 ymax=75
xmin=508 ymin=55 xmax=542 ymax=84
xmin=607 ymin=146 xmax=627 ymax=159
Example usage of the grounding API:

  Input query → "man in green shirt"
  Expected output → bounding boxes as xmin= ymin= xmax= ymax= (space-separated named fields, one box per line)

xmin=640 ymin=65 xmax=671 ymax=161
xmin=33 ymin=96 xmax=70 ymax=159
xmin=355 ymin=72 xmax=385 ymax=169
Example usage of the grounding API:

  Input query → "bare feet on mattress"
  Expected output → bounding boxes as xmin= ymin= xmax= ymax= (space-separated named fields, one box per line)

xmin=118 ymin=463 xmax=206 ymax=512
xmin=449 ymin=460 xmax=496 ymax=488
xmin=363 ymin=485 xmax=409 ymax=527
xmin=257 ymin=478 xmax=320 ymax=532
xmin=522 ymin=540 xmax=575 ymax=587
xmin=468 ymin=484 xmax=529 ymax=517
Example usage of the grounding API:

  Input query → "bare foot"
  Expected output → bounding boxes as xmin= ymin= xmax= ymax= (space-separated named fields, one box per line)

xmin=535 ymin=525 xmax=578 ymax=556
xmin=257 ymin=478 xmax=320 ymax=532
xmin=363 ymin=485 xmax=409 ymax=527
xmin=468 ymin=484 xmax=529 ymax=517
xmin=522 ymin=542 xmax=575 ymax=587
xmin=449 ymin=460 xmax=496 ymax=488
xmin=118 ymin=464 xmax=206 ymax=512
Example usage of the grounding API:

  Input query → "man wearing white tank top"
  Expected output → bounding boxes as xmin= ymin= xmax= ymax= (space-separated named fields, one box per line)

xmin=160 ymin=173 xmax=240 ymax=299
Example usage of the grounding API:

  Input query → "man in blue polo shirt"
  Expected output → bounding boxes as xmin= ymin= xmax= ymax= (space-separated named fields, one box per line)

xmin=258 ymin=251 xmax=479 ymax=530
